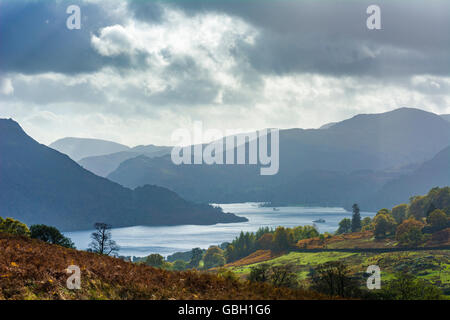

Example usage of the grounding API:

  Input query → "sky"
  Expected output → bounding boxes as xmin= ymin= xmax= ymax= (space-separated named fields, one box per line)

xmin=0 ymin=0 xmax=449 ymax=146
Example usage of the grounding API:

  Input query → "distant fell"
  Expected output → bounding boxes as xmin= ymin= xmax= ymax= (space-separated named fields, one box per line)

xmin=49 ymin=137 xmax=130 ymax=161
xmin=0 ymin=119 xmax=246 ymax=231
xmin=107 ymin=108 xmax=450 ymax=209
xmin=79 ymin=144 xmax=172 ymax=177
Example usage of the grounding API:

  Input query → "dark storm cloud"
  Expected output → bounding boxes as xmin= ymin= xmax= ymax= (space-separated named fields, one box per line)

xmin=4 ymin=0 xmax=448 ymax=78
xmin=127 ymin=0 xmax=165 ymax=24
xmin=129 ymin=0 xmax=450 ymax=77
xmin=0 ymin=0 xmax=131 ymax=74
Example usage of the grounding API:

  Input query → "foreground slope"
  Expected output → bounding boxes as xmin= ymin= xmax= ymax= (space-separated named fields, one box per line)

xmin=0 ymin=119 xmax=246 ymax=231
xmin=227 ymin=249 xmax=450 ymax=296
xmin=0 ymin=233 xmax=323 ymax=300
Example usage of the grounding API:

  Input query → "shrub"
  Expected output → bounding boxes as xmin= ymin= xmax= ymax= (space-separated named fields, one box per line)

xmin=30 ymin=224 xmax=75 ymax=248
xmin=0 ymin=217 xmax=30 ymax=237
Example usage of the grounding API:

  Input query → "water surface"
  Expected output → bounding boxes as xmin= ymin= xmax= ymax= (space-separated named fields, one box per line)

xmin=65 ymin=203 xmax=375 ymax=257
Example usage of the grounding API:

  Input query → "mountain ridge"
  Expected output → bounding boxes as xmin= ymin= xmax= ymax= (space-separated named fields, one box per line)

xmin=107 ymin=108 xmax=450 ymax=209
xmin=78 ymin=145 xmax=172 ymax=177
xmin=0 ymin=119 xmax=246 ymax=231
xmin=49 ymin=137 xmax=130 ymax=161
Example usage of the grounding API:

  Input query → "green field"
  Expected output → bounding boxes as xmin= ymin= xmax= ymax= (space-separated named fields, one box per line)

xmin=228 ymin=250 xmax=450 ymax=296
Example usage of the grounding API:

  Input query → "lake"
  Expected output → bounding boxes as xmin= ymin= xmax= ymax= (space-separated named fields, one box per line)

xmin=65 ymin=203 xmax=376 ymax=257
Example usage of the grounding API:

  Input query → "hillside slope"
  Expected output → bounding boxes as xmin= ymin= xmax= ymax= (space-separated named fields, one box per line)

xmin=49 ymin=137 xmax=130 ymax=161
xmin=363 ymin=146 xmax=450 ymax=209
xmin=0 ymin=233 xmax=323 ymax=300
xmin=108 ymin=108 xmax=450 ymax=207
xmin=79 ymin=145 xmax=171 ymax=177
xmin=0 ymin=119 xmax=246 ymax=231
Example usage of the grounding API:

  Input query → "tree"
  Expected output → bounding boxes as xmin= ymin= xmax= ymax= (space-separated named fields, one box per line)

xmin=172 ymin=260 xmax=188 ymax=271
xmin=188 ymin=248 xmax=203 ymax=268
xmin=30 ymin=224 xmax=75 ymax=248
xmin=145 ymin=253 xmax=164 ymax=267
xmin=408 ymin=187 xmax=450 ymax=219
xmin=256 ymin=233 xmax=274 ymax=250
xmin=225 ymin=231 xmax=257 ymax=262
xmin=361 ymin=217 xmax=373 ymax=231
xmin=248 ymin=263 xmax=298 ymax=288
xmin=336 ymin=218 xmax=351 ymax=234
xmin=426 ymin=203 xmax=436 ymax=218
xmin=351 ymin=204 xmax=361 ymax=232
xmin=377 ymin=208 xmax=390 ymax=215
xmin=380 ymin=272 xmax=442 ymax=300
xmin=88 ymin=223 xmax=119 ymax=255
xmin=427 ymin=209 xmax=448 ymax=231
xmin=272 ymin=227 xmax=293 ymax=252
xmin=248 ymin=264 xmax=270 ymax=283
xmin=373 ymin=212 xmax=396 ymax=238
xmin=395 ymin=219 xmax=424 ymax=246
xmin=291 ymin=225 xmax=319 ymax=242
xmin=0 ymin=217 xmax=30 ymax=236
xmin=270 ymin=264 xmax=298 ymax=288
xmin=391 ymin=204 xmax=408 ymax=224
xmin=203 ymin=246 xmax=226 ymax=269
xmin=310 ymin=261 xmax=360 ymax=298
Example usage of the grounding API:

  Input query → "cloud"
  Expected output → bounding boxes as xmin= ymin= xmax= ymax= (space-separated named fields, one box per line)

xmin=0 ymin=77 xmax=14 ymax=95
xmin=131 ymin=0 xmax=450 ymax=78
xmin=0 ymin=0 xmax=128 ymax=74
xmin=91 ymin=24 xmax=138 ymax=57
xmin=88 ymin=7 xmax=258 ymax=107
xmin=0 ymin=0 xmax=449 ymax=146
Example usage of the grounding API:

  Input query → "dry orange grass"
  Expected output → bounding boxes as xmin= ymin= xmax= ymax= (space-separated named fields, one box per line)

xmin=296 ymin=231 xmax=388 ymax=249
xmin=0 ymin=233 xmax=325 ymax=300
xmin=223 ymin=250 xmax=281 ymax=268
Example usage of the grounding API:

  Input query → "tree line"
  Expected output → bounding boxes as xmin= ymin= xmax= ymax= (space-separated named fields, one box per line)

xmin=337 ymin=187 xmax=450 ymax=246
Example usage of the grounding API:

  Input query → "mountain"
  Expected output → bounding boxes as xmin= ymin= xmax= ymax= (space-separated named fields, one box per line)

xmin=107 ymin=108 xmax=450 ymax=208
xmin=363 ymin=146 xmax=450 ymax=210
xmin=441 ymin=114 xmax=450 ymax=123
xmin=78 ymin=145 xmax=172 ymax=177
xmin=319 ymin=122 xmax=337 ymax=129
xmin=0 ymin=119 xmax=246 ymax=231
xmin=49 ymin=137 xmax=130 ymax=161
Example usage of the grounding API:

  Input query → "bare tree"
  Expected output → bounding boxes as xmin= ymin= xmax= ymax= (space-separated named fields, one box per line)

xmin=89 ymin=223 xmax=119 ymax=255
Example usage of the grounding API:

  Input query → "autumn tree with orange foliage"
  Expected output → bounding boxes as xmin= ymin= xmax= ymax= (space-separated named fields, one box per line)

xmin=396 ymin=219 xmax=424 ymax=246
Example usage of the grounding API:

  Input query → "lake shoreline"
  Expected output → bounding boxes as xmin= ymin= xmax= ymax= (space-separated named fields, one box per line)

xmin=65 ymin=203 xmax=375 ymax=257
